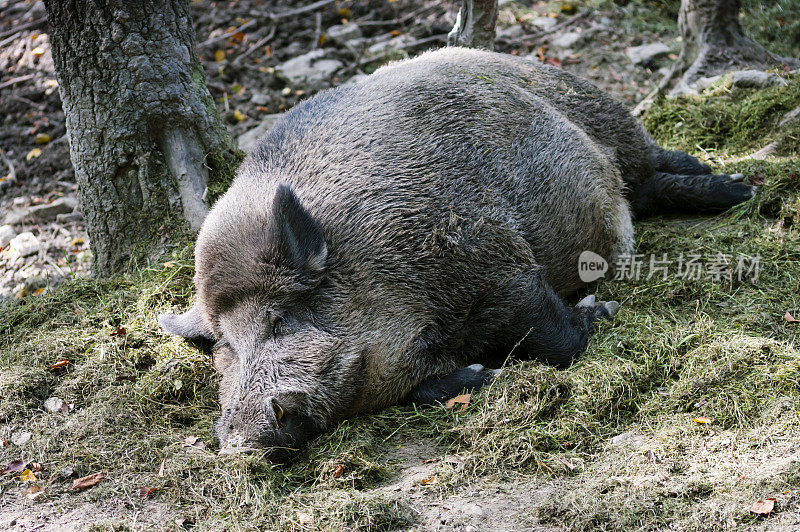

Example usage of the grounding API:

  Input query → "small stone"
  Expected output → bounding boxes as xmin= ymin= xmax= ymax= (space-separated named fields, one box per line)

xmin=11 ymin=431 xmax=32 ymax=446
xmin=626 ymin=43 xmax=670 ymax=65
xmin=610 ymin=431 xmax=647 ymax=449
xmin=56 ymin=211 xmax=84 ymax=223
xmin=276 ymin=49 xmax=343 ymax=86
xmin=8 ymin=232 xmax=40 ymax=258
xmin=4 ymin=196 xmax=78 ymax=225
xmin=532 ymin=17 xmax=557 ymax=30
xmin=497 ymin=24 xmax=524 ymax=40
xmin=694 ymin=74 xmax=722 ymax=91
xmin=731 ymin=70 xmax=787 ymax=89
xmin=780 ymin=107 xmax=800 ymax=127
xmin=326 ymin=23 xmax=362 ymax=43
xmin=461 ymin=504 xmax=485 ymax=517
xmin=551 ymin=31 xmax=582 ymax=49
xmin=44 ymin=397 xmax=69 ymax=414
xmin=237 ymin=114 xmax=283 ymax=153
xmin=367 ymin=35 xmax=412 ymax=55
xmin=250 ymin=92 xmax=270 ymax=106
xmin=0 ymin=224 xmax=15 ymax=248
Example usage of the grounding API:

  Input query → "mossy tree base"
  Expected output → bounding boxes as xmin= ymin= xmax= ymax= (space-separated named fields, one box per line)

xmin=44 ymin=0 xmax=241 ymax=276
xmin=674 ymin=0 xmax=800 ymax=91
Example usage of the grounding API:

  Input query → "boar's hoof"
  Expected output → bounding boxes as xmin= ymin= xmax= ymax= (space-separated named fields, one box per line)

xmin=576 ymin=294 xmax=620 ymax=325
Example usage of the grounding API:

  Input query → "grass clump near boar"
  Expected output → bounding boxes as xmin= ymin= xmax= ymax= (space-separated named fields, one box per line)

xmin=2 ymin=81 xmax=800 ymax=532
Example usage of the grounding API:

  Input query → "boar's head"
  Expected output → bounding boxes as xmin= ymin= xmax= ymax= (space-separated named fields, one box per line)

xmin=160 ymin=184 xmax=364 ymax=460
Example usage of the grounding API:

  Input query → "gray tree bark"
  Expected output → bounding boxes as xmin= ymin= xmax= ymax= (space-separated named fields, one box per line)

xmin=44 ymin=0 xmax=240 ymax=276
xmin=448 ymin=0 xmax=498 ymax=50
xmin=677 ymin=0 xmax=800 ymax=86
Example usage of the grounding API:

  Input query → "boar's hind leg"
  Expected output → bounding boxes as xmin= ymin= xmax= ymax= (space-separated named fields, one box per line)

xmin=631 ymin=171 xmax=755 ymax=217
xmin=407 ymin=364 xmax=499 ymax=405
xmin=504 ymin=276 xmax=619 ymax=369
xmin=651 ymin=148 xmax=712 ymax=176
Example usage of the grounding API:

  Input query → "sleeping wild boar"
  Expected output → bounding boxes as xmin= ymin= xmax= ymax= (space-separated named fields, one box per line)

xmin=160 ymin=48 xmax=754 ymax=459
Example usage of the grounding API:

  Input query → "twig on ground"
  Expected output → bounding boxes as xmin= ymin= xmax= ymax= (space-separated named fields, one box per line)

xmin=519 ymin=10 xmax=591 ymax=42
xmin=359 ymin=34 xmax=447 ymax=67
xmin=197 ymin=19 xmax=256 ymax=48
xmin=357 ymin=5 xmax=440 ymax=28
xmin=632 ymin=53 xmax=685 ymax=117
xmin=8 ymin=94 xmax=46 ymax=111
xmin=268 ymin=0 xmax=335 ymax=21
xmin=0 ymin=18 xmax=46 ymax=40
xmin=232 ymin=24 xmax=277 ymax=65
xmin=0 ymin=73 xmax=35 ymax=90
xmin=312 ymin=12 xmax=322 ymax=50
xmin=1 ymin=151 xmax=17 ymax=182
xmin=0 ymin=30 xmax=26 ymax=49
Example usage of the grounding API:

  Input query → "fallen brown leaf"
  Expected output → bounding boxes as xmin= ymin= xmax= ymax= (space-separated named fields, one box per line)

xmin=20 ymin=469 xmax=37 ymax=482
xmin=420 ymin=475 xmax=437 ymax=485
xmin=693 ymin=416 xmax=712 ymax=424
xmin=1 ymin=460 xmax=26 ymax=475
xmin=71 ymin=471 xmax=104 ymax=491
xmin=22 ymin=485 xmax=44 ymax=499
xmin=110 ymin=326 xmax=127 ymax=337
xmin=332 ymin=464 xmax=345 ymax=478
xmin=559 ymin=456 xmax=576 ymax=471
xmin=544 ymin=57 xmax=562 ymax=68
xmin=297 ymin=512 xmax=314 ymax=526
xmin=138 ymin=486 xmax=157 ymax=499
xmin=785 ymin=311 xmax=799 ymax=323
xmin=445 ymin=393 xmax=471 ymax=412
xmin=750 ymin=498 xmax=775 ymax=515
xmin=49 ymin=359 xmax=71 ymax=371
xmin=183 ymin=436 xmax=206 ymax=451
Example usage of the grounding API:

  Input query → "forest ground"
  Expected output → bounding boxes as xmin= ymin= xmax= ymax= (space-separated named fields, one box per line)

xmin=1 ymin=0 xmax=800 ymax=530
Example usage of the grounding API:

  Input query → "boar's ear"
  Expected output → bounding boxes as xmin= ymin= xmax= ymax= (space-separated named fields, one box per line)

xmin=159 ymin=305 xmax=215 ymax=341
xmin=272 ymin=184 xmax=327 ymax=273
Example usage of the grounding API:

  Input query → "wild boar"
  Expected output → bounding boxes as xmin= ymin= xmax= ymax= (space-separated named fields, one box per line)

xmin=160 ymin=47 xmax=754 ymax=459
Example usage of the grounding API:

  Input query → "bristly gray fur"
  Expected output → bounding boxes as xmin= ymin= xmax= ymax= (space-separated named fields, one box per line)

xmin=160 ymin=48 xmax=754 ymax=459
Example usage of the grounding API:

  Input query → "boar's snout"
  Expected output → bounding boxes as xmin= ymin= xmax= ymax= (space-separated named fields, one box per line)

xmin=216 ymin=395 xmax=322 ymax=462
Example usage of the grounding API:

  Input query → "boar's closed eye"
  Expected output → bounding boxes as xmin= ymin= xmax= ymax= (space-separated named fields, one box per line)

xmin=272 ymin=316 xmax=284 ymax=337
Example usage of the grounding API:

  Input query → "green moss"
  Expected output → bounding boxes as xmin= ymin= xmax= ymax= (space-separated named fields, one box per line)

xmin=642 ymin=73 xmax=800 ymax=157
xmin=205 ymin=145 xmax=246 ymax=203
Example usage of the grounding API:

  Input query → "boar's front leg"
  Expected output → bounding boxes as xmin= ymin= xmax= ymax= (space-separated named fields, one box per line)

xmin=406 ymin=273 xmax=618 ymax=405
xmin=407 ymin=364 xmax=500 ymax=405
xmin=501 ymin=271 xmax=619 ymax=369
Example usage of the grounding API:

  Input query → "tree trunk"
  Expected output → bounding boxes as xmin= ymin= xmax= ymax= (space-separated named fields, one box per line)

xmin=448 ymin=0 xmax=498 ymax=50
xmin=677 ymin=0 xmax=800 ymax=87
xmin=44 ymin=0 xmax=241 ymax=276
